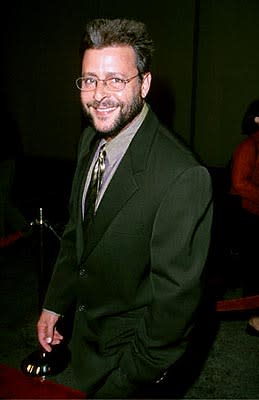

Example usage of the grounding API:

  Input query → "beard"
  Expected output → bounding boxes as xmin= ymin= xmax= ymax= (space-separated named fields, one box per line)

xmin=82 ymin=94 xmax=144 ymax=139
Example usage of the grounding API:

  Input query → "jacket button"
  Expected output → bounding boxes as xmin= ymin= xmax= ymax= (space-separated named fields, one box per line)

xmin=78 ymin=305 xmax=86 ymax=312
xmin=79 ymin=268 xmax=87 ymax=277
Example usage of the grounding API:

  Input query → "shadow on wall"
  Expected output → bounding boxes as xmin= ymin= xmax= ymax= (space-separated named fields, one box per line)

xmin=0 ymin=95 xmax=26 ymax=239
xmin=148 ymin=76 xmax=176 ymax=131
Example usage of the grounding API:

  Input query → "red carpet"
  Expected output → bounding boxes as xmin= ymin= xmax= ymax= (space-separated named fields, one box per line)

xmin=0 ymin=364 xmax=86 ymax=399
xmin=216 ymin=294 xmax=259 ymax=312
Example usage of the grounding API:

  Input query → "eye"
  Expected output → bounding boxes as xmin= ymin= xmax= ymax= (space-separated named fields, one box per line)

xmin=110 ymin=77 xmax=124 ymax=84
xmin=83 ymin=77 xmax=96 ymax=85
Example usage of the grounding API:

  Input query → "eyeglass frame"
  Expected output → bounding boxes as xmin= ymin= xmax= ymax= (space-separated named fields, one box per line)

xmin=75 ymin=73 xmax=140 ymax=92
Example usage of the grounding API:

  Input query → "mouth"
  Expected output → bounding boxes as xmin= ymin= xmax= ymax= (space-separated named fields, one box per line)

xmin=91 ymin=105 xmax=118 ymax=118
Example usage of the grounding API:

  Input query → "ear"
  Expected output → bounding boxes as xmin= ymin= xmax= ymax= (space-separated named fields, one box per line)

xmin=255 ymin=116 xmax=259 ymax=125
xmin=141 ymin=72 xmax=152 ymax=99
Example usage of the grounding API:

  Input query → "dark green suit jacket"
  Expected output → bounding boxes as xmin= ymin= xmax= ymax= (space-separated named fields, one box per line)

xmin=44 ymin=107 xmax=213 ymax=398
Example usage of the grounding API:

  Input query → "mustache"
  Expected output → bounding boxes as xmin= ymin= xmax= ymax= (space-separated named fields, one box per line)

xmin=87 ymin=100 xmax=119 ymax=109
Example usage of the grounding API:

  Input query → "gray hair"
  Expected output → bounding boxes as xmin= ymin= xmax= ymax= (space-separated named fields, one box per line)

xmin=80 ymin=18 xmax=154 ymax=75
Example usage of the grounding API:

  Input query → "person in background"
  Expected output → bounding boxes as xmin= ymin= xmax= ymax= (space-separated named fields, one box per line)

xmin=37 ymin=18 xmax=213 ymax=398
xmin=229 ymin=99 xmax=259 ymax=336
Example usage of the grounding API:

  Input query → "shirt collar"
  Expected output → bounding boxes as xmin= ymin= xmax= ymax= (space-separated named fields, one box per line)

xmin=100 ymin=102 xmax=149 ymax=166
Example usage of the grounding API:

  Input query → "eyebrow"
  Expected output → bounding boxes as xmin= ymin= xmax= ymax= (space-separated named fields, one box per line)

xmin=82 ymin=72 xmax=127 ymax=78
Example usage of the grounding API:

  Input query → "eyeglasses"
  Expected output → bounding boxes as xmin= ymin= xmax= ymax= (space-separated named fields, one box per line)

xmin=75 ymin=74 xmax=140 ymax=92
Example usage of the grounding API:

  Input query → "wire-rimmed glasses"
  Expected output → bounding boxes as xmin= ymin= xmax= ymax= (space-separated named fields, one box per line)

xmin=75 ymin=74 xmax=140 ymax=92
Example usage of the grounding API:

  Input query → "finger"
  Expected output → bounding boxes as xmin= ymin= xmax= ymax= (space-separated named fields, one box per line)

xmin=53 ymin=328 xmax=64 ymax=341
xmin=51 ymin=328 xmax=64 ymax=345
xmin=37 ymin=311 xmax=61 ymax=351
xmin=51 ymin=338 xmax=62 ymax=346
xmin=37 ymin=318 xmax=54 ymax=352
xmin=38 ymin=329 xmax=53 ymax=352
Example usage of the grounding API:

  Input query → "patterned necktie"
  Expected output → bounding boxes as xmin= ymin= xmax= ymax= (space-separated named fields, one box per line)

xmin=84 ymin=144 xmax=106 ymax=224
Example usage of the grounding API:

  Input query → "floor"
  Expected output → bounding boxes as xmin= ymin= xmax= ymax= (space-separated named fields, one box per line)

xmin=1 ymin=158 xmax=259 ymax=398
xmin=0 ymin=227 xmax=259 ymax=399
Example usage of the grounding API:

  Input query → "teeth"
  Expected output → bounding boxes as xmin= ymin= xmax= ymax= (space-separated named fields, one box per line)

xmin=97 ymin=107 xmax=115 ymax=112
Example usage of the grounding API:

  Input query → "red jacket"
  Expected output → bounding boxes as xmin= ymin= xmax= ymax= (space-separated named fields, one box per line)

xmin=230 ymin=130 xmax=259 ymax=216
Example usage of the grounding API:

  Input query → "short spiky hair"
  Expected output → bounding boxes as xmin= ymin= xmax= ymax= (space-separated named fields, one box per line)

xmin=80 ymin=18 xmax=154 ymax=74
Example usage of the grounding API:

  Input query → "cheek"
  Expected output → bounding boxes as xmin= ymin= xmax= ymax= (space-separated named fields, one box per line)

xmin=80 ymin=92 xmax=89 ymax=104
xmin=80 ymin=92 xmax=96 ymax=109
xmin=120 ymin=88 xmax=138 ymax=105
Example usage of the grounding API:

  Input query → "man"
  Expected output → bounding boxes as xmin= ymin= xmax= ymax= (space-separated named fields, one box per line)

xmin=37 ymin=18 xmax=213 ymax=398
xmin=229 ymin=99 xmax=259 ymax=336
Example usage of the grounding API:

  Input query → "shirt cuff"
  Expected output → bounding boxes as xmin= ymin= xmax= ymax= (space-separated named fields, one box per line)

xmin=42 ymin=308 xmax=62 ymax=317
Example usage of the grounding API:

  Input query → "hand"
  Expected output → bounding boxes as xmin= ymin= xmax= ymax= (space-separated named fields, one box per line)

xmin=37 ymin=310 xmax=64 ymax=352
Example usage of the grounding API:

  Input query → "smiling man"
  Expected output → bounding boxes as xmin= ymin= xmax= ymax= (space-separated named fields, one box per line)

xmin=37 ymin=18 xmax=213 ymax=399
xmin=80 ymin=46 xmax=150 ymax=138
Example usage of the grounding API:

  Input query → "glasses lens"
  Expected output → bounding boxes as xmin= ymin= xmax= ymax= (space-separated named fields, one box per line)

xmin=76 ymin=78 xmax=96 ymax=91
xmin=76 ymin=78 xmax=83 ymax=90
xmin=106 ymin=78 xmax=125 ymax=91
xmin=76 ymin=77 xmax=127 ymax=91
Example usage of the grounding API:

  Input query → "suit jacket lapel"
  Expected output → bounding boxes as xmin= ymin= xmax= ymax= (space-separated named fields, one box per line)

xmin=76 ymin=128 xmax=99 ymax=217
xmin=80 ymin=108 xmax=160 ymax=260
xmin=74 ymin=126 xmax=100 ymax=260
xmin=82 ymin=154 xmax=138 ymax=259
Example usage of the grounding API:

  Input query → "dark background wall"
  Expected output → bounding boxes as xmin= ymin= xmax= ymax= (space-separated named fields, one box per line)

xmin=2 ymin=0 xmax=259 ymax=167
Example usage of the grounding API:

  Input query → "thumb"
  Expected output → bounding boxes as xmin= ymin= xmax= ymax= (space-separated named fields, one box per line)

xmin=37 ymin=310 xmax=60 ymax=351
xmin=46 ymin=335 xmax=53 ymax=344
xmin=45 ymin=313 xmax=60 ymax=343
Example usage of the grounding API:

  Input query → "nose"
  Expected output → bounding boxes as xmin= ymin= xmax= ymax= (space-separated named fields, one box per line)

xmin=93 ymin=80 xmax=108 ymax=101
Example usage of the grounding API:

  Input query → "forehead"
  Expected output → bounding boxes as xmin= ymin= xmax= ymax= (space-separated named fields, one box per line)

xmin=81 ymin=46 xmax=137 ymax=74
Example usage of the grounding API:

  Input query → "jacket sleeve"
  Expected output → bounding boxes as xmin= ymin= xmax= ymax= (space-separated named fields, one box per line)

xmin=42 ymin=215 xmax=78 ymax=315
xmin=43 ymin=129 xmax=96 ymax=315
xmin=94 ymin=165 xmax=213 ymax=398
xmin=42 ymin=134 xmax=88 ymax=315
